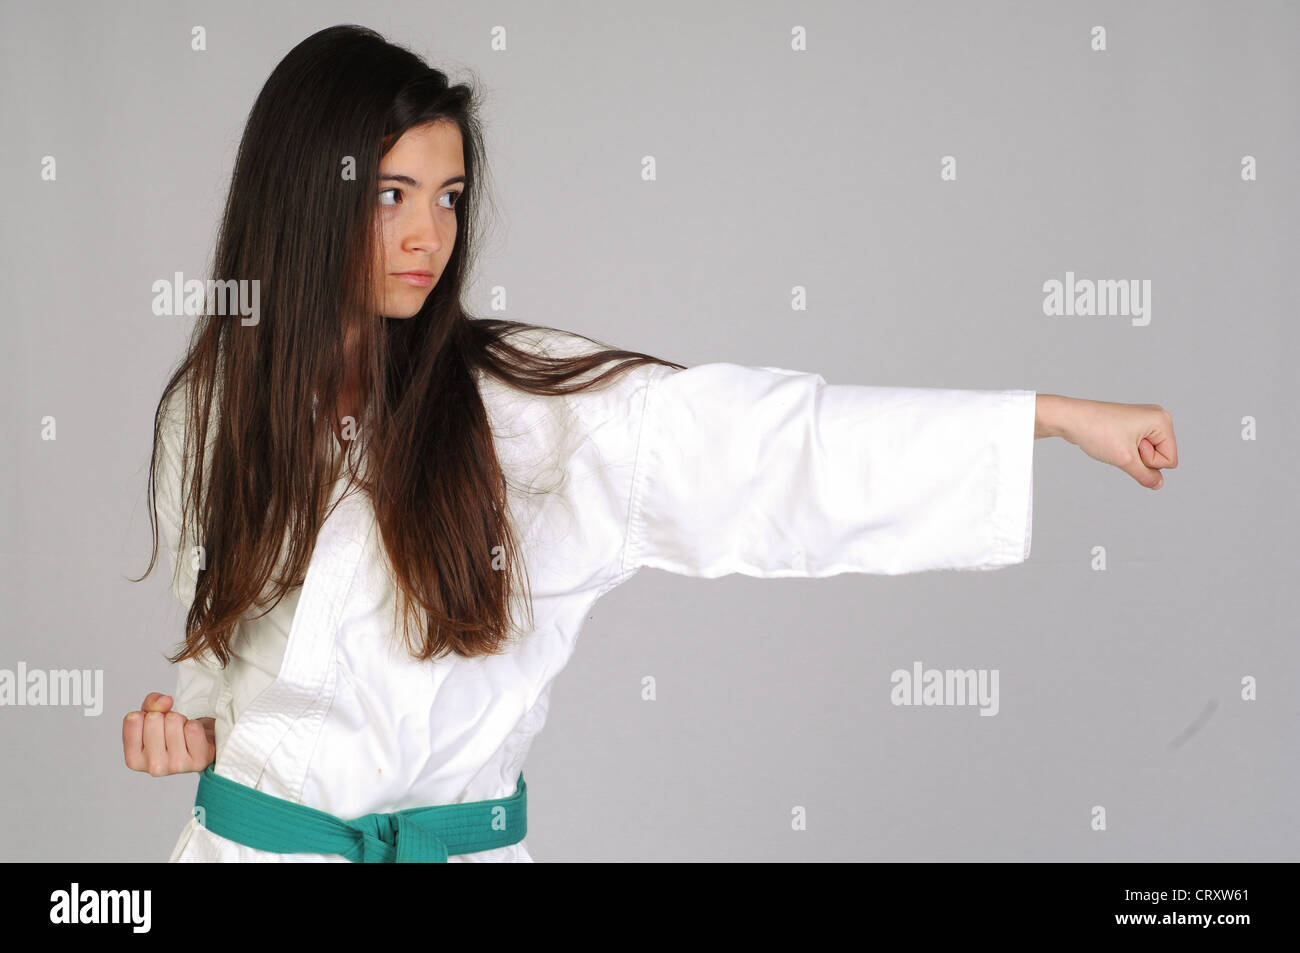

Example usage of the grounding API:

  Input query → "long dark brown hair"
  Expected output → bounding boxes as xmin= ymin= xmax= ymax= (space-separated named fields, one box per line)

xmin=134 ymin=24 xmax=683 ymax=666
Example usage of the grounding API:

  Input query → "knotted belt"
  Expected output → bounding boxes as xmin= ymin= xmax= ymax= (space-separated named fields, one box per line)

xmin=193 ymin=765 xmax=527 ymax=862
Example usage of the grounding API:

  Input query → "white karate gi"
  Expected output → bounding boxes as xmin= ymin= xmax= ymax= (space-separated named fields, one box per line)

xmin=159 ymin=326 xmax=1035 ymax=862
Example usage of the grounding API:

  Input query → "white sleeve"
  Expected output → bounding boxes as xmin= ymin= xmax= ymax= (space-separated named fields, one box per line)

xmin=154 ymin=391 xmax=224 ymax=720
xmin=171 ymin=655 xmax=223 ymax=721
xmin=623 ymin=362 xmax=1035 ymax=578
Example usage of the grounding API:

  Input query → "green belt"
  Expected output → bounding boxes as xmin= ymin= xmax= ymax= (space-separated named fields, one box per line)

xmin=193 ymin=765 xmax=527 ymax=862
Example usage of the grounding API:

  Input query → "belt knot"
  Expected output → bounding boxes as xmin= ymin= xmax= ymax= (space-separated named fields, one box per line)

xmin=349 ymin=811 xmax=450 ymax=863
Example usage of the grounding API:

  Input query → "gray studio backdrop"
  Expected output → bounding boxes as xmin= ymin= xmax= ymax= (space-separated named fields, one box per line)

xmin=2 ymin=0 xmax=1296 ymax=862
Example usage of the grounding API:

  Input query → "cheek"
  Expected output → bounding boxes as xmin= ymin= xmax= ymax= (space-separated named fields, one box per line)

xmin=375 ymin=214 xmax=398 ymax=268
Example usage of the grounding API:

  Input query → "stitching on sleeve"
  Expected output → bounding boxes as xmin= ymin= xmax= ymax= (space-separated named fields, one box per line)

xmin=619 ymin=363 xmax=669 ymax=579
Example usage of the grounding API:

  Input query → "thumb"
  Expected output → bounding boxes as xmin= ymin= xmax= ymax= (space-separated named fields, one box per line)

xmin=1126 ymin=439 xmax=1164 ymax=489
xmin=141 ymin=693 xmax=174 ymax=713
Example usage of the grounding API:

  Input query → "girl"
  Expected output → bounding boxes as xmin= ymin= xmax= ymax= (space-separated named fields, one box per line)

xmin=123 ymin=24 xmax=1178 ymax=863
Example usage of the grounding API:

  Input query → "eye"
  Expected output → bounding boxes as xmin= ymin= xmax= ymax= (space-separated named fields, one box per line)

xmin=440 ymin=189 xmax=462 ymax=210
xmin=379 ymin=187 xmax=402 ymax=207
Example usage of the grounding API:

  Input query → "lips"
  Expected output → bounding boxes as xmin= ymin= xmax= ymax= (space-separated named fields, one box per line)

xmin=392 ymin=271 xmax=433 ymax=287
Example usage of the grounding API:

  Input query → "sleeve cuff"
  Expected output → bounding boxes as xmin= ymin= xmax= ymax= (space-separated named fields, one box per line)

xmin=172 ymin=653 xmax=224 ymax=721
xmin=971 ymin=389 xmax=1036 ymax=570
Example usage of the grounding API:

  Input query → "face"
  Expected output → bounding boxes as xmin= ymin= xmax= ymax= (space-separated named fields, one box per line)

xmin=372 ymin=120 xmax=466 ymax=318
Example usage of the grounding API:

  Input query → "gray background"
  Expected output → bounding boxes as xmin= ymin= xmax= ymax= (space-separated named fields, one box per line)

xmin=1 ymin=0 xmax=1296 ymax=861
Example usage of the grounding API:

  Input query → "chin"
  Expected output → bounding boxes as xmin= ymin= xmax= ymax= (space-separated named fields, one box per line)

xmin=380 ymin=299 xmax=428 ymax=319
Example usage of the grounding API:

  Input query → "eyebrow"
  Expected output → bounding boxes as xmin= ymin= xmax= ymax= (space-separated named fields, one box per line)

xmin=379 ymin=173 xmax=467 ymax=188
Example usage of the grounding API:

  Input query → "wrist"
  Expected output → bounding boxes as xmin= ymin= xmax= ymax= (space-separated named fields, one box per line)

xmin=1034 ymin=394 xmax=1072 ymax=441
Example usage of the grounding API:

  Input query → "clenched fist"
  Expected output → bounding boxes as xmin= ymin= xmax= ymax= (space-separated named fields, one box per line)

xmin=1036 ymin=395 xmax=1179 ymax=490
xmin=122 ymin=692 xmax=215 ymax=776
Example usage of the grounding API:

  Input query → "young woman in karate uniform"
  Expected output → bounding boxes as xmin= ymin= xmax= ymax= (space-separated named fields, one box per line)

xmin=122 ymin=26 xmax=1178 ymax=863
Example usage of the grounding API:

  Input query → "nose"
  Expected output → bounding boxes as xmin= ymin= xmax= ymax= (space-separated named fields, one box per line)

xmin=402 ymin=204 xmax=445 ymax=256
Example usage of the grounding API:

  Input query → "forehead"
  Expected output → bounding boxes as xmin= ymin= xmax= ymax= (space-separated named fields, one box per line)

xmin=381 ymin=121 xmax=465 ymax=172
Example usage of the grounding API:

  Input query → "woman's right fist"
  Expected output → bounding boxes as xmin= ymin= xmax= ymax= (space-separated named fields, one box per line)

xmin=122 ymin=692 xmax=215 ymax=775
